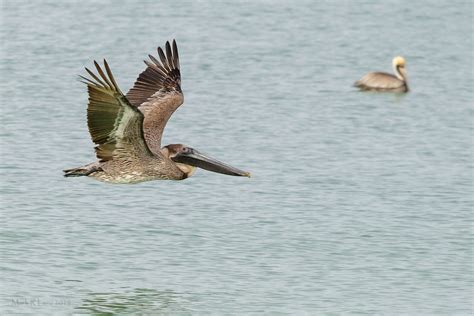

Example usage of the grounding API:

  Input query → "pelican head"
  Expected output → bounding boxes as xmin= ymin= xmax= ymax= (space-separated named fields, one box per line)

xmin=163 ymin=144 xmax=251 ymax=178
xmin=392 ymin=56 xmax=407 ymax=81
xmin=392 ymin=56 xmax=406 ymax=68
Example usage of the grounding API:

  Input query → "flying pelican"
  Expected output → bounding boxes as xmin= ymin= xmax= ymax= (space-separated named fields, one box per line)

xmin=64 ymin=40 xmax=250 ymax=183
xmin=354 ymin=56 xmax=408 ymax=92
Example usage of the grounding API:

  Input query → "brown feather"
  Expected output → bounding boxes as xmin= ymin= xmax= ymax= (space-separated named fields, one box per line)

xmin=125 ymin=40 xmax=184 ymax=154
xmin=94 ymin=60 xmax=114 ymax=89
xmin=103 ymin=59 xmax=122 ymax=93
xmin=157 ymin=47 xmax=170 ymax=72
xmin=166 ymin=41 xmax=174 ymax=69
xmin=85 ymin=67 xmax=107 ymax=87
xmin=148 ymin=55 xmax=168 ymax=75
xmin=172 ymin=40 xmax=179 ymax=69
xmin=83 ymin=61 xmax=155 ymax=162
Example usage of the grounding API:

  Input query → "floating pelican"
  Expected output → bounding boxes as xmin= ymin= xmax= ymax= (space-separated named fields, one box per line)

xmin=354 ymin=56 xmax=408 ymax=92
xmin=64 ymin=40 xmax=250 ymax=183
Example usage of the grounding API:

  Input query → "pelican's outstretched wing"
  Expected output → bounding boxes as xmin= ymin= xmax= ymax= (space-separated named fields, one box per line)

xmin=126 ymin=40 xmax=183 ymax=154
xmin=81 ymin=60 xmax=157 ymax=163
xmin=354 ymin=72 xmax=405 ymax=90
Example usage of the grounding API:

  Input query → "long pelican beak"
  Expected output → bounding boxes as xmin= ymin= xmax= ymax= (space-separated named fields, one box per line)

xmin=172 ymin=148 xmax=251 ymax=177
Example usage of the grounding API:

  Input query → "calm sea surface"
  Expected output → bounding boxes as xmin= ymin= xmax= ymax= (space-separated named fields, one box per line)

xmin=1 ymin=0 xmax=472 ymax=314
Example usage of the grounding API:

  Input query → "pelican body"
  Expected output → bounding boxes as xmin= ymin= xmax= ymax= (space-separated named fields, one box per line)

xmin=354 ymin=56 xmax=408 ymax=93
xmin=64 ymin=40 xmax=250 ymax=183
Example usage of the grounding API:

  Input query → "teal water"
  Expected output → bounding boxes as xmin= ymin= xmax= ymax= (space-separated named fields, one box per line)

xmin=1 ymin=0 xmax=472 ymax=314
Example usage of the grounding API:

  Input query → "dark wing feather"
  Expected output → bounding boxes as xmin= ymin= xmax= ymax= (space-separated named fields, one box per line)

xmin=125 ymin=40 xmax=184 ymax=154
xmin=83 ymin=60 xmax=156 ymax=163
xmin=127 ymin=40 xmax=182 ymax=107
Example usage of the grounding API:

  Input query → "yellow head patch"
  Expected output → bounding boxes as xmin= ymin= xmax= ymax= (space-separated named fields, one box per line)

xmin=392 ymin=56 xmax=406 ymax=67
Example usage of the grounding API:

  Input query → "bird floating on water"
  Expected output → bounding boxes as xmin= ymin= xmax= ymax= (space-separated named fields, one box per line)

xmin=354 ymin=56 xmax=408 ymax=93
xmin=64 ymin=40 xmax=250 ymax=183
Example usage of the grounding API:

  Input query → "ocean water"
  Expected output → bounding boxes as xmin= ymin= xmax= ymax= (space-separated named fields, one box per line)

xmin=0 ymin=0 xmax=472 ymax=315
